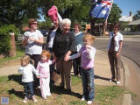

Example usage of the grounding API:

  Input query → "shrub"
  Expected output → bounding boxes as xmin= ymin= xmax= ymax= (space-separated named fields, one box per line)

xmin=0 ymin=25 xmax=19 ymax=56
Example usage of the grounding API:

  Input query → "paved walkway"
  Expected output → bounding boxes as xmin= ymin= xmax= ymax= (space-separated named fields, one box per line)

xmin=0 ymin=50 xmax=123 ymax=86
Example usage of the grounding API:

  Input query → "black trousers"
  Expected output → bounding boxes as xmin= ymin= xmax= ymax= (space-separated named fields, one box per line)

xmin=73 ymin=57 xmax=81 ymax=76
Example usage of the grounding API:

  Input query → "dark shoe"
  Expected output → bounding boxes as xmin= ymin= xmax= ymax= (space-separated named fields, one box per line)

xmin=59 ymin=85 xmax=64 ymax=89
xmin=109 ymin=78 xmax=116 ymax=82
xmin=67 ymin=89 xmax=71 ymax=94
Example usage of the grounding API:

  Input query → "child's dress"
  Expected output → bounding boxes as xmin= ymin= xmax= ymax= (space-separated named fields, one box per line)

xmin=37 ymin=60 xmax=53 ymax=98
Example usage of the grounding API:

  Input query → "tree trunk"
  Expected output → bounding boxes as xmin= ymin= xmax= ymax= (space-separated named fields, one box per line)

xmin=9 ymin=32 xmax=16 ymax=57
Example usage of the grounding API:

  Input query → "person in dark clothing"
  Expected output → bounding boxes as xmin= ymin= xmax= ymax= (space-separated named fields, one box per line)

xmin=53 ymin=18 xmax=76 ymax=93
xmin=108 ymin=23 xmax=123 ymax=85
xmin=73 ymin=23 xmax=84 ymax=76
xmin=46 ymin=20 xmax=59 ymax=88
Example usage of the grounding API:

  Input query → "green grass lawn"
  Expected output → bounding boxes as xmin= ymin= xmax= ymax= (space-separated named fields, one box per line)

xmin=0 ymin=75 xmax=131 ymax=105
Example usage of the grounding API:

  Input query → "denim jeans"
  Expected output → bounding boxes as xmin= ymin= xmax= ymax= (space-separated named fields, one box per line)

xmin=81 ymin=68 xmax=94 ymax=101
xmin=23 ymin=82 xmax=34 ymax=98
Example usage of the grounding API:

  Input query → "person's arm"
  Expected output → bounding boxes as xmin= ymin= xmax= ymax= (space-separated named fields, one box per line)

xmin=18 ymin=66 xmax=24 ymax=74
xmin=33 ymin=66 xmax=39 ymax=77
xmin=69 ymin=53 xmax=80 ymax=60
xmin=116 ymin=40 xmax=123 ymax=56
xmin=65 ymin=52 xmax=80 ymax=61
xmin=29 ymin=37 xmax=44 ymax=44
xmin=22 ymin=36 xmax=28 ymax=47
xmin=86 ymin=46 xmax=96 ymax=59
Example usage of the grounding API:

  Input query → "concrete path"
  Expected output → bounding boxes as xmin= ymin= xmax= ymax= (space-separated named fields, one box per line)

xmin=0 ymin=50 xmax=121 ymax=86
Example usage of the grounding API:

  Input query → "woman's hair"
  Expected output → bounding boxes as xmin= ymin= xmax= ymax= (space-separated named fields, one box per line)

xmin=21 ymin=55 xmax=30 ymax=66
xmin=83 ymin=33 xmax=96 ymax=44
xmin=61 ymin=18 xmax=71 ymax=26
xmin=74 ymin=23 xmax=82 ymax=30
xmin=28 ymin=18 xmax=37 ymax=27
xmin=113 ymin=23 xmax=120 ymax=30
xmin=41 ymin=50 xmax=51 ymax=59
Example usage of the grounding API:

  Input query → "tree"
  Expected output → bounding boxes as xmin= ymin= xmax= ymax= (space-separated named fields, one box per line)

xmin=0 ymin=0 xmax=41 ymax=27
xmin=133 ymin=10 xmax=140 ymax=20
xmin=108 ymin=3 xmax=122 ymax=24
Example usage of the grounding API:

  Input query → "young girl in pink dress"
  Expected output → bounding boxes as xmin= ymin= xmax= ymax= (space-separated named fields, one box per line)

xmin=37 ymin=50 xmax=54 ymax=99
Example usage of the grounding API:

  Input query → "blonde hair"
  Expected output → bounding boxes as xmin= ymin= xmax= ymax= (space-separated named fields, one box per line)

xmin=21 ymin=55 xmax=30 ymax=66
xmin=83 ymin=33 xmax=95 ymax=44
xmin=41 ymin=50 xmax=51 ymax=59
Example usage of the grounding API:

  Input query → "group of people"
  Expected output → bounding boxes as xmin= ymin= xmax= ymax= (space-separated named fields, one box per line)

xmin=19 ymin=18 xmax=123 ymax=104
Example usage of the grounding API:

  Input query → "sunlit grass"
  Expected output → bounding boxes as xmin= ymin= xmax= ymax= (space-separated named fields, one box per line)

xmin=0 ymin=75 xmax=130 ymax=105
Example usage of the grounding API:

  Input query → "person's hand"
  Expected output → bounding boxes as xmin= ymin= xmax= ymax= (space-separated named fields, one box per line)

xmin=29 ymin=37 xmax=36 ymax=42
xmin=86 ymin=45 xmax=91 ymax=53
xmin=64 ymin=55 xmax=70 ymax=61
xmin=116 ymin=52 xmax=120 ymax=56
xmin=37 ymin=76 xmax=40 ymax=78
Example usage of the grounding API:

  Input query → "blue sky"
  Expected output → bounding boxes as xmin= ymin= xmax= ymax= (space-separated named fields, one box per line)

xmin=114 ymin=0 xmax=140 ymax=16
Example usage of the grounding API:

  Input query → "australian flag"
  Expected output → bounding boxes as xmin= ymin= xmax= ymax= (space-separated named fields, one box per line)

xmin=90 ymin=0 xmax=113 ymax=19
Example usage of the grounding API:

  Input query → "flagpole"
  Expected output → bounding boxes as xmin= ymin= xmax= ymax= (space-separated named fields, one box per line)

xmin=103 ymin=0 xmax=113 ymax=35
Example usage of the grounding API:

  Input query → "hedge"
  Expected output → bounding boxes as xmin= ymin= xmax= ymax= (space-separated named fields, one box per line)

xmin=0 ymin=25 xmax=19 ymax=56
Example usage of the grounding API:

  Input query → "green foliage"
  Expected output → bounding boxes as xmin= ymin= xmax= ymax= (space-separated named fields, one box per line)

xmin=133 ymin=10 xmax=140 ymax=20
xmin=0 ymin=0 xmax=41 ymax=26
xmin=38 ymin=18 xmax=52 ymax=29
xmin=0 ymin=25 xmax=19 ymax=55
xmin=108 ymin=3 xmax=122 ymax=23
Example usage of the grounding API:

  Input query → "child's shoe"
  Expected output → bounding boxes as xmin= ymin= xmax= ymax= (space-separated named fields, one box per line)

xmin=43 ymin=96 xmax=47 ymax=100
xmin=32 ymin=96 xmax=37 ymax=102
xmin=47 ymin=93 xmax=51 ymax=97
xmin=87 ymin=100 xmax=92 ymax=104
xmin=116 ymin=81 xmax=120 ymax=85
xmin=81 ymin=96 xmax=85 ymax=101
xmin=23 ymin=97 xmax=28 ymax=103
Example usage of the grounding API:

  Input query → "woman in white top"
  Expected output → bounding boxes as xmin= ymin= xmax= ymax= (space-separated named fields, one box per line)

xmin=108 ymin=23 xmax=123 ymax=84
xmin=22 ymin=18 xmax=44 ymax=88
xmin=22 ymin=18 xmax=44 ymax=68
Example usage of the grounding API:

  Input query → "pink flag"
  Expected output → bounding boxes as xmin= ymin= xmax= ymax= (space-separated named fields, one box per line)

xmin=48 ymin=6 xmax=58 ymax=22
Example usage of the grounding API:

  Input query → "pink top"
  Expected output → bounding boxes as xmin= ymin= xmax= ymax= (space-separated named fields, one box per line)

xmin=37 ymin=60 xmax=52 ymax=78
xmin=79 ymin=46 xmax=96 ymax=70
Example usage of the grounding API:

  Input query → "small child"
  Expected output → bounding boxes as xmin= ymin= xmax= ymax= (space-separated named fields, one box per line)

xmin=18 ymin=55 xmax=38 ymax=103
xmin=65 ymin=33 xmax=96 ymax=105
xmin=36 ymin=50 xmax=54 ymax=99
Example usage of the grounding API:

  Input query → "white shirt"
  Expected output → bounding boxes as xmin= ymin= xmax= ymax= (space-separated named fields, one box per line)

xmin=18 ymin=64 xmax=38 ymax=83
xmin=48 ymin=29 xmax=57 ymax=48
xmin=108 ymin=32 xmax=123 ymax=51
xmin=24 ymin=30 xmax=43 ymax=55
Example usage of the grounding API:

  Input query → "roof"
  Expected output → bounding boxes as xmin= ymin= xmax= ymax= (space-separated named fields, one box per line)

xmin=119 ymin=15 xmax=133 ymax=22
xmin=129 ymin=19 xmax=140 ymax=25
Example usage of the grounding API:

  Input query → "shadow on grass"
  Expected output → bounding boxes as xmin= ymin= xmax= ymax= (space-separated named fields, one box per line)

xmin=51 ymin=85 xmax=82 ymax=98
xmin=8 ymin=74 xmax=22 ymax=85
xmin=7 ymin=74 xmax=81 ymax=99
xmin=94 ymin=74 xmax=110 ymax=81
xmin=8 ymin=88 xmax=24 ymax=99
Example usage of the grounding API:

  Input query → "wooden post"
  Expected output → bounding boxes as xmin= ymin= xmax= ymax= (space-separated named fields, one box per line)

xmin=9 ymin=32 xmax=16 ymax=57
